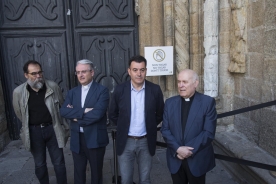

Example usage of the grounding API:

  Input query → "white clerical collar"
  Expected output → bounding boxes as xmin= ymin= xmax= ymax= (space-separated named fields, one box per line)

xmin=184 ymin=98 xmax=190 ymax=101
xmin=82 ymin=80 xmax=93 ymax=89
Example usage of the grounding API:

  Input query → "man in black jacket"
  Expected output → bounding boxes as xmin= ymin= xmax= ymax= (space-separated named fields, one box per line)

xmin=109 ymin=55 xmax=164 ymax=184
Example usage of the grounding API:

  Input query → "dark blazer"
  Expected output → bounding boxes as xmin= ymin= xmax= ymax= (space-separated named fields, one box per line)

xmin=60 ymin=82 xmax=109 ymax=154
xmin=161 ymin=92 xmax=217 ymax=177
xmin=109 ymin=80 xmax=164 ymax=156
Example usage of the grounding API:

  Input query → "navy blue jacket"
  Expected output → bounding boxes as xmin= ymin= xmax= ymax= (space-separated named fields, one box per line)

xmin=60 ymin=82 xmax=109 ymax=153
xmin=161 ymin=92 xmax=217 ymax=177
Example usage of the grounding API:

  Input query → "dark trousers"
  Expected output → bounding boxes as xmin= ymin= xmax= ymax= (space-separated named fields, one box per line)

xmin=171 ymin=159 xmax=205 ymax=184
xmin=72 ymin=133 xmax=106 ymax=184
xmin=29 ymin=124 xmax=67 ymax=184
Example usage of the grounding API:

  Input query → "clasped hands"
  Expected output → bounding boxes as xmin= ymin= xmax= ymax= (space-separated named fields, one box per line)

xmin=176 ymin=146 xmax=194 ymax=160
xmin=66 ymin=104 xmax=93 ymax=122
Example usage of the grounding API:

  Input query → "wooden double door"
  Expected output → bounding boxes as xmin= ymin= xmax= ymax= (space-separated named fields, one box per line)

xmin=0 ymin=0 xmax=139 ymax=139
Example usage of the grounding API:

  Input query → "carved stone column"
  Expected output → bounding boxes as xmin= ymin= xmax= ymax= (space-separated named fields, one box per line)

xmin=150 ymin=0 xmax=164 ymax=86
xmin=203 ymin=0 xmax=219 ymax=97
xmin=174 ymin=0 xmax=190 ymax=73
xmin=138 ymin=0 xmax=164 ymax=89
xmin=164 ymin=0 xmax=177 ymax=97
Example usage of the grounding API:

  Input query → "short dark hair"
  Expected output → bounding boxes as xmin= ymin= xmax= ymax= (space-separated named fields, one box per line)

xmin=128 ymin=55 xmax=147 ymax=67
xmin=23 ymin=60 xmax=42 ymax=73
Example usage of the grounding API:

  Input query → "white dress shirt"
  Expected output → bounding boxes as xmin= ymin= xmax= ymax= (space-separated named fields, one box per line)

xmin=80 ymin=81 xmax=92 ymax=132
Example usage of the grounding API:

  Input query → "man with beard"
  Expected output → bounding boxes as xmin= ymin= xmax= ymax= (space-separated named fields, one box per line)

xmin=12 ymin=60 xmax=69 ymax=184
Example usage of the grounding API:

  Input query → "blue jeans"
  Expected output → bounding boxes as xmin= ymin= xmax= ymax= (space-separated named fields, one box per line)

xmin=118 ymin=137 xmax=152 ymax=184
xmin=29 ymin=124 xmax=67 ymax=184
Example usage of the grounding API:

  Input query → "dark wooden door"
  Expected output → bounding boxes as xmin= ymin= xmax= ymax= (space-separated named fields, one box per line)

xmin=0 ymin=0 xmax=138 ymax=139
xmin=71 ymin=0 xmax=138 ymax=91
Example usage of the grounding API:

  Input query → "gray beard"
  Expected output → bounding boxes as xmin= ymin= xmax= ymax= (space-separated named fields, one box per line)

xmin=27 ymin=78 xmax=45 ymax=90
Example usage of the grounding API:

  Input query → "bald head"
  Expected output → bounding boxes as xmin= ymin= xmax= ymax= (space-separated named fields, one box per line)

xmin=177 ymin=69 xmax=199 ymax=98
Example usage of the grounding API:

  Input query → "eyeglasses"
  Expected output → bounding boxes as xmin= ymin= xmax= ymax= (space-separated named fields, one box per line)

xmin=75 ymin=70 xmax=92 ymax=75
xmin=28 ymin=71 xmax=43 ymax=76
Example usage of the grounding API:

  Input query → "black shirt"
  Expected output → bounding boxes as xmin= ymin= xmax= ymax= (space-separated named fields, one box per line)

xmin=181 ymin=94 xmax=195 ymax=139
xmin=27 ymin=84 xmax=52 ymax=125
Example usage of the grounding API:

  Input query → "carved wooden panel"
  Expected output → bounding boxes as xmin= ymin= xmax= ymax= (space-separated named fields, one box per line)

xmin=1 ymin=32 xmax=70 ymax=94
xmin=75 ymin=29 xmax=137 ymax=92
xmin=1 ymin=0 xmax=65 ymax=28
xmin=73 ymin=0 xmax=134 ymax=27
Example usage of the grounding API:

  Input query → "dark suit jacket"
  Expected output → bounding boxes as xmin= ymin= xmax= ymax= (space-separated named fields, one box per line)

xmin=60 ymin=82 xmax=109 ymax=154
xmin=161 ymin=92 xmax=217 ymax=177
xmin=109 ymin=80 xmax=164 ymax=156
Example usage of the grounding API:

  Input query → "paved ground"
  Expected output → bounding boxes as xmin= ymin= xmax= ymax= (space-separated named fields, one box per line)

xmin=0 ymin=134 xmax=238 ymax=184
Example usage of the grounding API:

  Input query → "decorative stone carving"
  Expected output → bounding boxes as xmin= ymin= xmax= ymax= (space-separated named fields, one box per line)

xmin=134 ymin=0 xmax=140 ymax=16
xmin=174 ymin=0 xmax=189 ymax=73
xmin=228 ymin=0 xmax=247 ymax=73
xmin=203 ymin=0 xmax=219 ymax=97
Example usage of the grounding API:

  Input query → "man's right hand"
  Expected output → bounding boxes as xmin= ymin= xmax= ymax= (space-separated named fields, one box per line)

xmin=176 ymin=146 xmax=194 ymax=160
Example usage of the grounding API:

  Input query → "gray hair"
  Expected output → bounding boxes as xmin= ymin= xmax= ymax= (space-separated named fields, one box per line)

xmin=76 ymin=59 xmax=94 ymax=70
xmin=180 ymin=69 xmax=199 ymax=82
xmin=193 ymin=71 xmax=199 ymax=82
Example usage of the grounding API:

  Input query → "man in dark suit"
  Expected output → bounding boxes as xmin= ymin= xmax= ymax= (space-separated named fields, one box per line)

xmin=109 ymin=55 xmax=164 ymax=184
xmin=161 ymin=69 xmax=217 ymax=184
xmin=60 ymin=59 xmax=109 ymax=184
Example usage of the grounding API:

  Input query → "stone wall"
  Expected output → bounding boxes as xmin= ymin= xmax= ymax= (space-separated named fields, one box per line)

xmin=190 ymin=0 xmax=235 ymax=126
xmin=137 ymin=0 xmax=276 ymax=158
xmin=0 ymin=79 xmax=10 ymax=152
xmin=233 ymin=0 xmax=276 ymax=157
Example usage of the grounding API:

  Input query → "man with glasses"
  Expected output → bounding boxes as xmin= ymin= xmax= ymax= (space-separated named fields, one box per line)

xmin=60 ymin=59 xmax=109 ymax=184
xmin=12 ymin=60 xmax=69 ymax=184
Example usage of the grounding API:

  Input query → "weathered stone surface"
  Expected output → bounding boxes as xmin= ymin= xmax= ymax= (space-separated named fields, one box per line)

xmin=190 ymin=13 xmax=199 ymax=34
xmin=190 ymin=34 xmax=199 ymax=54
xmin=218 ymin=54 xmax=231 ymax=76
xmin=261 ymin=83 xmax=275 ymax=103
xmin=250 ymin=0 xmax=265 ymax=28
xmin=234 ymin=75 xmax=242 ymax=96
xmin=190 ymin=0 xmax=199 ymax=14
xmin=248 ymin=28 xmax=264 ymax=53
xmin=265 ymin=0 xmax=276 ymax=30
xmin=233 ymin=96 xmax=250 ymax=118
xmin=248 ymin=53 xmax=263 ymax=79
xmin=263 ymin=58 xmax=276 ymax=84
xmin=241 ymin=78 xmax=262 ymax=101
xmin=264 ymin=29 xmax=276 ymax=59
xmin=175 ymin=0 xmax=189 ymax=73
xmin=219 ymin=0 xmax=231 ymax=9
xmin=219 ymin=9 xmax=231 ymax=32
xmin=228 ymin=0 xmax=248 ymax=73
xmin=250 ymin=101 xmax=263 ymax=126
xmin=234 ymin=116 xmax=259 ymax=144
xmin=190 ymin=54 xmax=202 ymax=75
xmin=219 ymin=32 xmax=230 ymax=53
xmin=259 ymin=108 xmax=276 ymax=157
xmin=219 ymin=72 xmax=234 ymax=96
xmin=203 ymin=0 xmax=219 ymax=97
xmin=150 ymin=0 xmax=164 ymax=46
xmin=138 ymin=0 xmax=151 ymax=55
